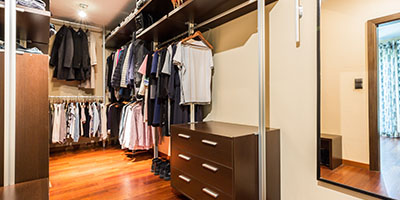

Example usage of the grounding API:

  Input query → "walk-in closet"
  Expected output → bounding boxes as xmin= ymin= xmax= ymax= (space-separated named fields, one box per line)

xmin=0 ymin=0 xmax=281 ymax=199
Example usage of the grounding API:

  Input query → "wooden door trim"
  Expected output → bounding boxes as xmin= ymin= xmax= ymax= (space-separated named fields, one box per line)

xmin=367 ymin=12 xmax=400 ymax=171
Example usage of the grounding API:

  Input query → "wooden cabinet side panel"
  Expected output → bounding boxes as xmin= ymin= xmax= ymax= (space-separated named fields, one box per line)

xmin=15 ymin=54 xmax=49 ymax=183
xmin=266 ymin=129 xmax=281 ymax=200
xmin=0 ymin=53 xmax=4 ymax=186
xmin=233 ymin=134 xmax=258 ymax=200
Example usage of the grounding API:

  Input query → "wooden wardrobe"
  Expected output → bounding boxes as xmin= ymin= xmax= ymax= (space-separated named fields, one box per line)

xmin=0 ymin=53 xmax=49 ymax=185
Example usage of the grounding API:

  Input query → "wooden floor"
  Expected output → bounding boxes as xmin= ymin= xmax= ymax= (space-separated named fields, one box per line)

xmin=49 ymin=147 xmax=186 ymax=200
xmin=321 ymin=137 xmax=400 ymax=199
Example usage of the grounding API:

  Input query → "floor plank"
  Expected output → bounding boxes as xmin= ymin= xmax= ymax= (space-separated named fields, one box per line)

xmin=50 ymin=147 xmax=186 ymax=200
xmin=321 ymin=137 xmax=400 ymax=199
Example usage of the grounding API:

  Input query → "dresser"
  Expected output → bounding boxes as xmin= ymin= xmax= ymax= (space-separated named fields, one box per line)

xmin=171 ymin=121 xmax=280 ymax=200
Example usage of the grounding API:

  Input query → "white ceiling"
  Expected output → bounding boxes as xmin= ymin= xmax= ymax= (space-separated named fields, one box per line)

xmin=379 ymin=20 xmax=400 ymax=41
xmin=50 ymin=0 xmax=136 ymax=30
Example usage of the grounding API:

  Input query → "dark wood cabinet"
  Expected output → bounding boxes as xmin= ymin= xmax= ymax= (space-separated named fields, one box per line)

xmin=0 ymin=53 xmax=49 ymax=185
xmin=320 ymin=134 xmax=342 ymax=170
xmin=15 ymin=53 xmax=49 ymax=183
xmin=171 ymin=121 xmax=280 ymax=200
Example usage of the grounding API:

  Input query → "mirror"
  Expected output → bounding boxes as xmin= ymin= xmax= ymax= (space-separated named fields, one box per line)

xmin=317 ymin=0 xmax=400 ymax=199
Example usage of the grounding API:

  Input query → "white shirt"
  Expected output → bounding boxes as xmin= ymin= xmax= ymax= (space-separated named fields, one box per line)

xmin=173 ymin=41 xmax=213 ymax=105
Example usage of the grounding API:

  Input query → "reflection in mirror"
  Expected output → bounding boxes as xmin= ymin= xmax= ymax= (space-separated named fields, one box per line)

xmin=318 ymin=0 xmax=400 ymax=199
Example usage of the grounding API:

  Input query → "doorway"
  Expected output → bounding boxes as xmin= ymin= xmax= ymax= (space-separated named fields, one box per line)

xmin=367 ymin=13 xmax=400 ymax=172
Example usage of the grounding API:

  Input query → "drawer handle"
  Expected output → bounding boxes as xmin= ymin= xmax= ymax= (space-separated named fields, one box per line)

xmin=178 ymin=175 xmax=191 ymax=183
xmin=202 ymin=139 xmax=218 ymax=146
xmin=178 ymin=133 xmax=191 ymax=139
xmin=202 ymin=188 xmax=219 ymax=199
xmin=178 ymin=154 xmax=191 ymax=161
xmin=202 ymin=163 xmax=218 ymax=172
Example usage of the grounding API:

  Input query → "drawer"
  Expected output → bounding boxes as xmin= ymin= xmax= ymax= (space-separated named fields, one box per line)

xmin=171 ymin=148 xmax=233 ymax=194
xmin=171 ymin=168 xmax=231 ymax=200
xmin=171 ymin=128 xmax=195 ymax=151
xmin=172 ymin=128 xmax=233 ymax=167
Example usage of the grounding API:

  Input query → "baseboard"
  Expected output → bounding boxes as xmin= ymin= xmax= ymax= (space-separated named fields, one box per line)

xmin=343 ymin=159 xmax=369 ymax=170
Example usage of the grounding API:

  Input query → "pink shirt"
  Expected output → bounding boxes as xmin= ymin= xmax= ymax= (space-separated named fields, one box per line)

xmin=138 ymin=55 xmax=148 ymax=75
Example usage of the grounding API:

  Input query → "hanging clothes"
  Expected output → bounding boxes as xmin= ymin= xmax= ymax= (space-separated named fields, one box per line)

xmin=51 ymin=104 xmax=62 ymax=143
xmin=119 ymin=102 xmax=154 ymax=150
xmin=148 ymin=51 xmax=159 ymax=126
xmin=80 ymin=31 xmax=97 ymax=89
xmin=107 ymin=103 xmax=123 ymax=137
xmin=73 ymin=102 xmax=80 ymax=142
xmin=92 ymin=102 xmax=100 ymax=137
xmin=100 ymin=104 xmax=108 ymax=140
xmin=111 ymin=47 xmax=128 ymax=88
xmin=50 ymin=26 xmax=92 ymax=82
xmin=173 ymin=41 xmax=214 ymax=105
xmin=50 ymin=25 xmax=74 ymax=80
xmin=120 ymin=43 xmax=133 ymax=88
xmin=128 ymin=39 xmax=149 ymax=90
xmin=50 ymin=100 xmax=108 ymax=144
xmin=80 ymin=103 xmax=86 ymax=136
xmin=83 ymin=102 xmax=91 ymax=137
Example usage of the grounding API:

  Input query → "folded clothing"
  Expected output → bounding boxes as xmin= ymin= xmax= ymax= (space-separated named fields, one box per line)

xmin=16 ymin=0 xmax=46 ymax=10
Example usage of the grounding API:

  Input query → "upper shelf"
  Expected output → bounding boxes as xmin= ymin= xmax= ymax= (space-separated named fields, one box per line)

xmin=106 ymin=0 xmax=276 ymax=49
xmin=0 ymin=2 xmax=50 ymax=44
xmin=105 ymin=0 xmax=173 ymax=49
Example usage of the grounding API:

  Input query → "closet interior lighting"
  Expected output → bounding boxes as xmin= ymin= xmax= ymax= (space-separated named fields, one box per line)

xmin=78 ymin=3 xmax=88 ymax=18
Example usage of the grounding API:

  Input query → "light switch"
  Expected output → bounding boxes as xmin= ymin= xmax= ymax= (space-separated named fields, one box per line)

xmin=355 ymin=78 xmax=363 ymax=89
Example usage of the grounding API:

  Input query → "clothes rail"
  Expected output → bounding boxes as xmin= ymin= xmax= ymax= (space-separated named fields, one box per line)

xmin=51 ymin=18 xmax=104 ymax=33
xmin=49 ymin=96 xmax=104 ymax=99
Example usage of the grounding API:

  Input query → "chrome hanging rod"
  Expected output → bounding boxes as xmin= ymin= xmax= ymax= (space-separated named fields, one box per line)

xmin=51 ymin=18 xmax=104 ymax=33
xmin=49 ymin=96 xmax=104 ymax=99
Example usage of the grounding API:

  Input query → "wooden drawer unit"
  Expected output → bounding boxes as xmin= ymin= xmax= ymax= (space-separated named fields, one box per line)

xmin=172 ymin=128 xmax=233 ymax=167
xmin=171 ymin=147 xmax=233 ymax=194
xmin=172 ymin=121 xmax=281 ymax=200
xmin=172 ymin=167 xmax=231 ymax=200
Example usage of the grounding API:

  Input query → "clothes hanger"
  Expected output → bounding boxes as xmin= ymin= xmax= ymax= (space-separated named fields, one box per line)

xmin=181 ymin=31 xmax=214 ymax=50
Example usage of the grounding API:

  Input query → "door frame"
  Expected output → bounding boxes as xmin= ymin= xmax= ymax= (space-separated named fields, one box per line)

xmin=367 ymin=12 xmax=400 ymax=171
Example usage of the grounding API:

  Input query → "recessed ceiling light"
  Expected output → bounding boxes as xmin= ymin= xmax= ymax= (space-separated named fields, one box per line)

xmin=78 ymin=10 xmax=87 ymax=18
xmin=78 ymin=3 xmax=88 ymax=18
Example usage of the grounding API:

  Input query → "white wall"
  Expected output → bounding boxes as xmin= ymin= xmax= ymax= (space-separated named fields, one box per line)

xmin=203 ymin=10 xmax=260 ymax=126
xmin=320 ymin=0 xmax=400 ymax=164
xmin=270 ymin=0 xmax=378 ymax=199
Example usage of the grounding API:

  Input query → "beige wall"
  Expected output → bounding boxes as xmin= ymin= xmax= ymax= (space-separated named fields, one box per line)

xmin=321 ymin=0 xmax=400 ymax=164
xmin=270 ymin=0 xmax=378 ymax=199
xmin=48 ymin=24 xmax=104 ymax=97
xmin=203 ymin=4 xmax=273 ymax=127
xmin=203 ymin=10 xmax=259 ymax=126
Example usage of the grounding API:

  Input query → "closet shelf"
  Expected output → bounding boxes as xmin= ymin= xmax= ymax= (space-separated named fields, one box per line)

xmin=106 ymin=0 xmax=276 ymax=49
xmin=0 ymin=2 xmax=51 ymax=17
xmin=0 ymin=2 xmax=50 ymax=44
xmin=105 ymin=0 xmax=173 ymax=49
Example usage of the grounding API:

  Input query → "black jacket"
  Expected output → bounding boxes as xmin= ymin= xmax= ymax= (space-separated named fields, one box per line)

xmin=72 ymin=29 xmax=91 ymax=81
xmin=50 ymin=26 xmax=90 ymax=81
xmin=131 ymin=39 xmax=149 ymax=88
xmin=50 ymin=26 xmax=74 ymax=80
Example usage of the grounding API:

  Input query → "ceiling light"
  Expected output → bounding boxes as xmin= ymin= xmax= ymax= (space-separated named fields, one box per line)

xmin=78 ymin=10 xmax=87 ymax=18
xmin=78 ymin=3 xmax=88 ymax=18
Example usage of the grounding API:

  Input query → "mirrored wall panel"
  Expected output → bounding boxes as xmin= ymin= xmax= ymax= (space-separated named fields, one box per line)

xmin=318 ymin=0 xmax=400 ymax=199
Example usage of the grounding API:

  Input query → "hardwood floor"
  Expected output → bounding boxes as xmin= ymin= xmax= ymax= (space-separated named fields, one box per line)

xmin=50 ymin=147 xmax=186 ymax=200
xmin=321 ymin=137 xmax=400 ymax=199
